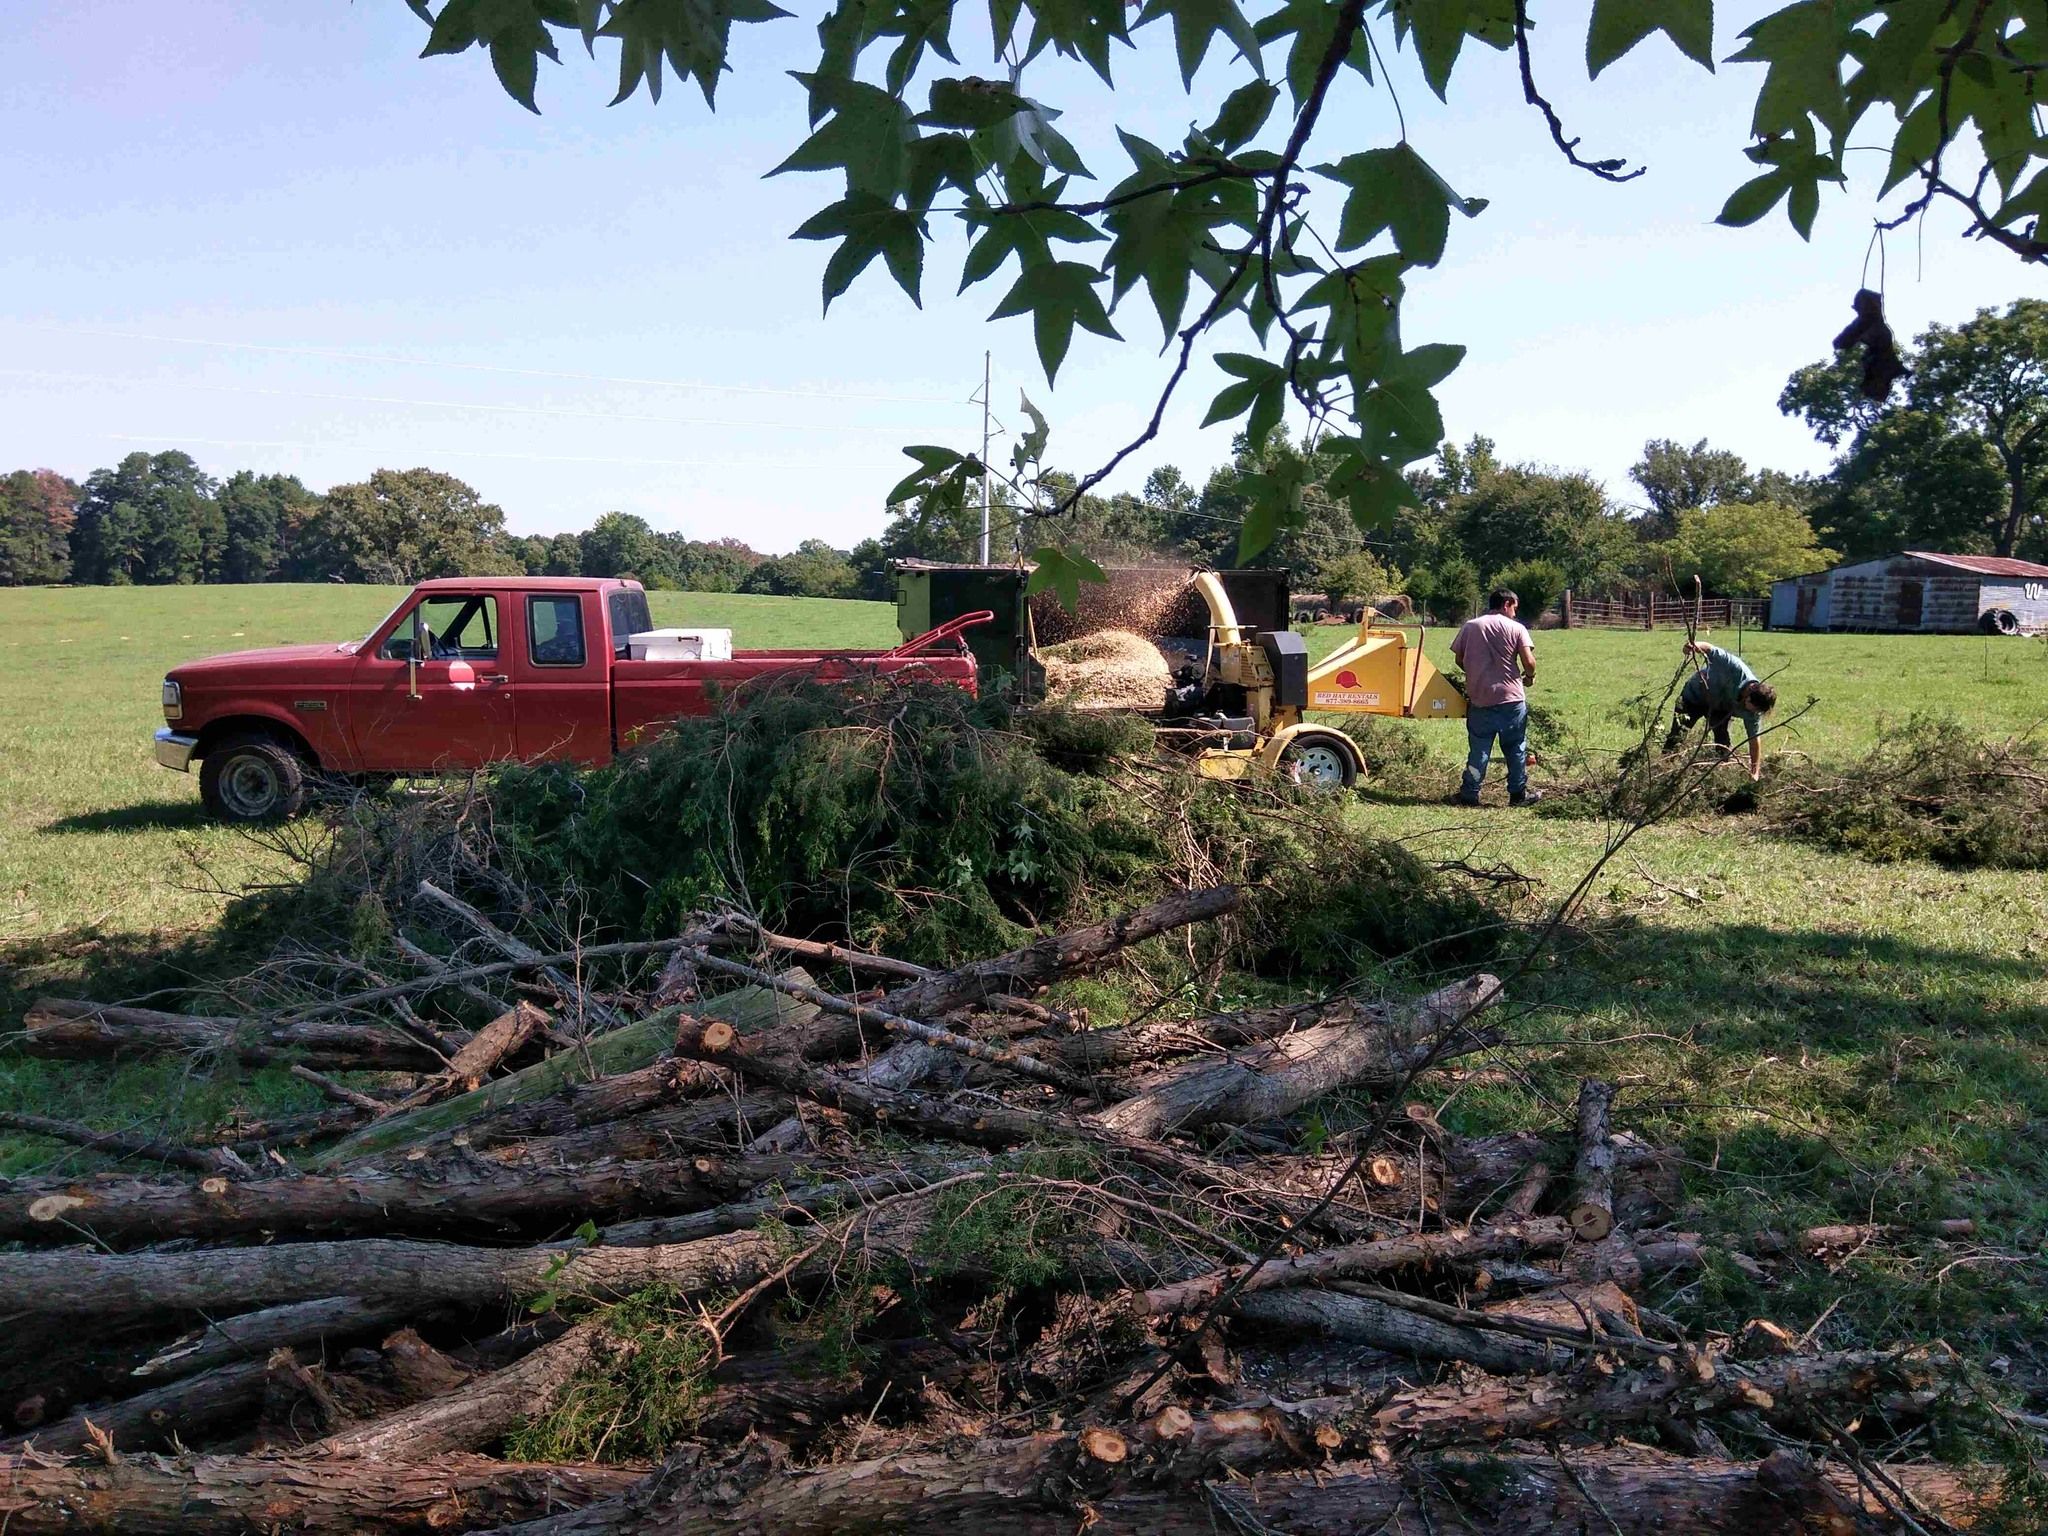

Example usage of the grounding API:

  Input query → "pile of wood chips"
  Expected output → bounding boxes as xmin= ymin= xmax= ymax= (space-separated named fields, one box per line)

xmin=0 ymin=882 xmax=2005 ymax=1534
xmin=1034 ymin=629 xmax=1174 ymax=711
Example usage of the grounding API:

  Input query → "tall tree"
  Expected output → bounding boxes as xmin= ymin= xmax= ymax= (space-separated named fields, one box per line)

xmin=663 ymin=534 xmax=762 ymax=591
xmin=217 ymin=470 xmax=317 ymax=583
xmin=0 ymin=469 xmax=78 ymax=586
xmin=1629 ymin=439 xmax=1754 ymax=533
xmin=71 ymin=452 xmax=221 ymax=585
xmin=579 ymin=511 xmax=664 ymax=580
xmin=742 ymin=538 xmax=858 ymax=597
xmin=1783 ymin=300 xmax=2048 ymax=559
xmin=543 ymin=531 xmax=585 ymax=576
xmin=298 ymin=468 xmax=516 ymax=583
xmin=1670 ymin=500 xmax=1837 ymax=598
xmin=1450 ymin=460 xmax=1634 ymax=594
xmin=402 ymin=0 xmax=2048 ymax=579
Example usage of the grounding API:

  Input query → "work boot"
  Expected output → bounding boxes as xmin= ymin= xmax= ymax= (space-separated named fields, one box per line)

xmin=1509 ymin=789 xmax=1544 ymax=807
xmin=1449 ymin=790 xmax=1481 ymax=807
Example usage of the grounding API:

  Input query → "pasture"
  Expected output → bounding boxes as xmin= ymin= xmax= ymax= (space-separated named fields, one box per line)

xmin=1 ymin=583 xmax=2045 ymax=1368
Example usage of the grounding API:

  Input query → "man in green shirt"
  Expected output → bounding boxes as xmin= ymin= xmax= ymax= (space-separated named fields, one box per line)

xmin=1662 ymin=642 xmax=1777 ymax=781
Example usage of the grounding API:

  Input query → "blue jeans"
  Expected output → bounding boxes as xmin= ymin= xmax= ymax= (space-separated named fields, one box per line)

xmin=1460 ymin=701 xmax=1528 ymax=802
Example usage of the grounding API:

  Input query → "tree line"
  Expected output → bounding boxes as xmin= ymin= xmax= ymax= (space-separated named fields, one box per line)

xmin=3 ymin=301 xmax=2040 ymax=607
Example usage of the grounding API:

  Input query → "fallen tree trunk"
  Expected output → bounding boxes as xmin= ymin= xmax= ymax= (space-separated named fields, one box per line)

xmin=1044 ymin=995 xmax=1386 ymax=1073
xmin=0 ymin=1111 xmax=234 ymax=1175
xmin=0 ymin=1149 xmax=808 ymax=1248
xmin=477 ymin=1091 xmax=798 ymax=1169
xmin=477 ymin=1441 xmax=1995 ymax=1536
xmin=309 ymin=976 xmax=815 ymax=1169
xmin=441 ymin=1001 xmax=551 ymax=1092
xmin=0 ymin=1451 xmax=643 ymax=1535
xmin=0 ymin=1356 xmax=271 ymax=1456
xmin=1089 ymin=974 xmax=1503 ymax=1139
xmin=18 ymin=1000 xmax=450 ymax=1072
xmin=1131 ymin=1217 xmax=1573 ymax=1317
xmin=874 ymin=886 xmax=1241 ymax=1020
xmin=0 ymin=1225 xmax=798 ymax=1317
xmin=130 ymin=1297 xmax=423 ymax=1382
xmin=1231 ymin=1287 xmax=1577 ymax=1374
xmin=1566 ymin=1077 xmax=1618 ymax=1242
xmin=317 ymin=1321 xmax=606 ymax=1459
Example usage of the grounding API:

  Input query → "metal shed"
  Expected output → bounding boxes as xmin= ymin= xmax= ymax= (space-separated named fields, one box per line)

xmin=1769 ymin=552 xmax=2048 ymax=635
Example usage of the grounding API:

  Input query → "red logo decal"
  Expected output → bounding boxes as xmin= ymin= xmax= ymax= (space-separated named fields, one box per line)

xmin=1336 ymin=669 xmax=1359 ymax=688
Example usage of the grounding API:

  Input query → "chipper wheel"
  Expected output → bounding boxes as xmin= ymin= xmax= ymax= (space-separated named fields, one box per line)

xmin=1278 ymin=730 xmax=1359 ymax=792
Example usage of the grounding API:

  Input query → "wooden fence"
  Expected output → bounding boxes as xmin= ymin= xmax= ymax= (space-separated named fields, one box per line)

xmin=1561 ymin=593 xmax=1767 ymax=631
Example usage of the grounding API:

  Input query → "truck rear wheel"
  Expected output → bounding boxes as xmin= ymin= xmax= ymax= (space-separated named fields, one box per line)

xmin=1280 ymin=732 xmax=1358 ymax=792
xmin=200 ymin=733 xmax=309 ymax=824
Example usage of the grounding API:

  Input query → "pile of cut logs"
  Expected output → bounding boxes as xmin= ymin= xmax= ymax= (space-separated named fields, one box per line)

xmin=0 ymin=884 xmax=2003 ymax=1533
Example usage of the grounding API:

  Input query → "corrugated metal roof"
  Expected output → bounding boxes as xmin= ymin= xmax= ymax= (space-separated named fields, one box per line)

xmin=1902 ymin=551 xmax=2048 ymax=579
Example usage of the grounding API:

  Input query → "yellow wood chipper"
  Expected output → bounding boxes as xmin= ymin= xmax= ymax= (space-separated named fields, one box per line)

xmin=893 ymin=561 xmax=1468 ymax=791
xmin=1160 ymin=572 xmax=1466 ymax=790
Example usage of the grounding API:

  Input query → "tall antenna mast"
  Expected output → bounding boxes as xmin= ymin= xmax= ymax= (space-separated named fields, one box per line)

xmin=978 ymin=350 xmax=993 ymax=565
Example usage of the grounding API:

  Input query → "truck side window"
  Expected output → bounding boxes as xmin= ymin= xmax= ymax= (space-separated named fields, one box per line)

xmin=380 ymin=596 xmax=498 ymax=661
xmin=529 ymin=595 xmax=587 ymax=668
xmin=607 ymin=589 xmax=652 ymax=659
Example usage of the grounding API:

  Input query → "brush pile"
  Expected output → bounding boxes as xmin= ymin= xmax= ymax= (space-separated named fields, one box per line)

xmin=1756 ymin=715 xmax=2048 ymax=869
xmin=0 ymin=885 xmax=2008 ymax=1534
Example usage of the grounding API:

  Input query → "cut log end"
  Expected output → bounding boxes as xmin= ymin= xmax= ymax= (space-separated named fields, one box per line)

xmin=1078 ymin=1425 xmax=1128 ymax=1463
xmin=700 ymin=1021 xmax=737 ymax=1055
xmin=1567 ymin=1201 xmax=1614 ymax=1243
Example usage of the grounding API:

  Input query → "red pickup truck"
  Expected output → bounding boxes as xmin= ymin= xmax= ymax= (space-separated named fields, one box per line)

xmin=155 ymin=577 xmax=984 ymax=823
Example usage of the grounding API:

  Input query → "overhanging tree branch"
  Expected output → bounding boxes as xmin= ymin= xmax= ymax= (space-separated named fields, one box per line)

xmin=1513 ymin=0 xmax=1645 ymax=184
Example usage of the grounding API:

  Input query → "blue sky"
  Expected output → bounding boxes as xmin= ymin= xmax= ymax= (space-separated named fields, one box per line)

xmin=2 ymin=1 xmax=2039 ymax=551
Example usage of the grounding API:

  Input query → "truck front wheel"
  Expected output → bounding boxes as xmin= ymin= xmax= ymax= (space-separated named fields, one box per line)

xmin=200 ymin=734 xmax=309 ymax=824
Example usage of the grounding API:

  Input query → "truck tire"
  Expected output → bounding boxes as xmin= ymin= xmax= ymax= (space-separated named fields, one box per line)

xmin=200 ymin=733 xmax=310 ymax=824
xmin=1280 ymin=732 xmax=1359 ymax=792
xmin=1981 ymin=608 xmax=2020 ymax=636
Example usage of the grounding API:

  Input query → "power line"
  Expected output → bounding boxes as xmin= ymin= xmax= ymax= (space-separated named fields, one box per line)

xmin=98 ymin=434 xmax=904 ymax=470
xmin=0 ymin=369 xmax=959 ymax=434
xmin=7 ymin=323 xmax=968 ymax=406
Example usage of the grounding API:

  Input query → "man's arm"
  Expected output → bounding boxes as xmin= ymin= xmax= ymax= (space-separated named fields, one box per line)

xmin=1449 ymin=625 xmax=1467 ymax=667
xmin=1518 ymin=632 xmax=1536 ymax=685
xmin=1742 ymin=712 xmax=1763 ymax=780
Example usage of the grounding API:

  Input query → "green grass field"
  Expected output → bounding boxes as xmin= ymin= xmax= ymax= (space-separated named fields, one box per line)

xmin=1 ymin=584 xmax=2045 ymax=1376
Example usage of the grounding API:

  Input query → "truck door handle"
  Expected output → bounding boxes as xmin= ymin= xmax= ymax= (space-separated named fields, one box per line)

xmin=481 ymin=673 xmax=511 ymax=683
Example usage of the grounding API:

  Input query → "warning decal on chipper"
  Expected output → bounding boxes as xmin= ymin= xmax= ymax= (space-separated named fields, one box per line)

xmin=1312 ymin=689 xmax=1381 ymax=707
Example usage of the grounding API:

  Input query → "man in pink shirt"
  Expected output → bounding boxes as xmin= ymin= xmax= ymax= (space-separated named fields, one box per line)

xmin=1449 ymin=587 xmax=1540 ymax=806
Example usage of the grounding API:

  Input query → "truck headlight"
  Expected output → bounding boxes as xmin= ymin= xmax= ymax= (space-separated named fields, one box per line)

xmin=162 ymin=680 xmax=182 ymax=721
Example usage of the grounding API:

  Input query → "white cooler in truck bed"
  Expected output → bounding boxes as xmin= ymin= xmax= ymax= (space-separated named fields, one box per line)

xmin=627 ymin=628 xmax=734 ymax=661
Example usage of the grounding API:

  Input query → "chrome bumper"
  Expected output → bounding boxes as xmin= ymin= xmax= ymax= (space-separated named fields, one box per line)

xmin=154 ymin=729 xmax=198 ymax=772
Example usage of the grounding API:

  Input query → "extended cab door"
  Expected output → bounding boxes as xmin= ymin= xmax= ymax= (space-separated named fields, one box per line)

xmin=512 ymin=588 xmax=611 ymax=765
xmin=350 ymin=590 xmax=519 ymax=771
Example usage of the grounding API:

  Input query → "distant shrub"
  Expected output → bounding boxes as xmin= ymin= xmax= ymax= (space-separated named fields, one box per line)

xmin=1489 ymin=559 xmax=1565 ymax=626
